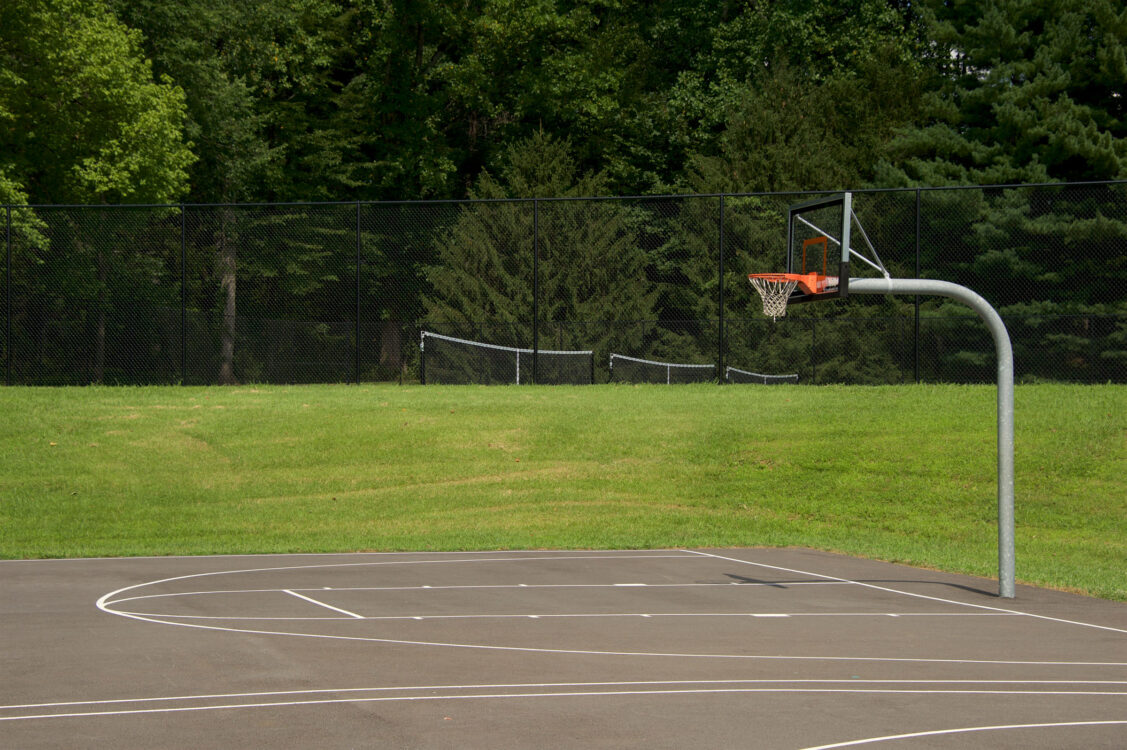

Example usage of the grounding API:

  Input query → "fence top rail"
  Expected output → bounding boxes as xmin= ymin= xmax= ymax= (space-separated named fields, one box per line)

xmin=5 ymin=179 xmax=1127 ymax=211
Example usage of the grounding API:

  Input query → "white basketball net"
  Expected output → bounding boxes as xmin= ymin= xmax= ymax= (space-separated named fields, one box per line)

xmin=749 ymin=277 xmax=798 ymax=321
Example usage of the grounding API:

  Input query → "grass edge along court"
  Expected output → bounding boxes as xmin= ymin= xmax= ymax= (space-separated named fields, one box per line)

xmin=0 ymin=383 xmax=1123 ymax=601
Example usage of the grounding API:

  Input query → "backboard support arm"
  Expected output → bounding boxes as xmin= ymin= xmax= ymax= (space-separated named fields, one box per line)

xmin=850 ymin=278 xmax=1015 ymax=599
xmin=794 ymin=213 xmax=888 ymax=277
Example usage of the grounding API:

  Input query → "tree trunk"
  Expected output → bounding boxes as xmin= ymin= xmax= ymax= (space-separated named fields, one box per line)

xmin=379 ymin=317 xmax=401 ymax=371
xmin=218 ymin=212 xmax=237 ymax=385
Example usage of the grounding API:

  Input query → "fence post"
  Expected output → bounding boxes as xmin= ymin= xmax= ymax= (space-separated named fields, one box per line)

xmin=355 ymin=201 xmax=361 ymax=385
xmin=811 ymin=318 xmax=817 ymax=384
xmin=718 ymin=195 xmax=725 ymax=384
xmin=180 ymin=204 xmax=187 ymax=385
xmin=532 ymin=198 xmax=539 ymax=384
xmin=5 ymin=205 xmax=10 ymax=386
xmin=914 ymin=189 xmax=921 ymax=383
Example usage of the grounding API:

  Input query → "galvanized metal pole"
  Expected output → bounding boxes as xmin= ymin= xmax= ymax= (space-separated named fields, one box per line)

xmin=850 ymin=278 xmax=1015 ymax=598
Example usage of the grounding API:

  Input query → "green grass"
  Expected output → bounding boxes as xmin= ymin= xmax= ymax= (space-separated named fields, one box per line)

xmin=0 ymin=383 xmax=1123 ymax=600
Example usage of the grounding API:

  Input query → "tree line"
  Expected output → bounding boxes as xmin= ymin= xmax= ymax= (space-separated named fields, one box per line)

xmin=3 ymin=0 xmax=1126 ymax=208
xmin=2 ymin=1 xmax=1125 ymax=386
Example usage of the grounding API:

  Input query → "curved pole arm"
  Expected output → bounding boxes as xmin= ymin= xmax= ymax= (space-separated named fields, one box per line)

xmin=849 ymin=278 xmax=1015 ymax=599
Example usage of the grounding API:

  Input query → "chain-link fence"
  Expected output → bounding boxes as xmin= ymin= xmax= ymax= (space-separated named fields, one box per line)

xmin=3 ymin=182 xmax=1125 ymax=386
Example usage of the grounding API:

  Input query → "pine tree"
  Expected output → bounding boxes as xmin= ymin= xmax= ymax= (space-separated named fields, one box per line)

xmin=877 ymin=0 xmax=1127 ymax=382
xmin=878 ymin=0 xmax=1127 ymax=186
xmin=424 ymin=132 xmax=654 ymax=379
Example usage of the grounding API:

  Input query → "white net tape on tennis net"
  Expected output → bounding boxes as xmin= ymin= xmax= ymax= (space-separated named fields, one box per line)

xmin=609 ymin=353 xmax=716 ymax=384
xmin=725 ymin=367 xmax=798 ymax=385
xmin=420 ymin=331 xmax=592 ymax=385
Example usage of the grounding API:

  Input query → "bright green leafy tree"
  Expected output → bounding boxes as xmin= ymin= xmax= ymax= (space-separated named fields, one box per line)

xmin=112 ymin=0 xmax=348 ymax=382
xmin=0 ymin=0 xmax=193 ymax=382
xmin=0 ymin=0 xmax=193 ymax=203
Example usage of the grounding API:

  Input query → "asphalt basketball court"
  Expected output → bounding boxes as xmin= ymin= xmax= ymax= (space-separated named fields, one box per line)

xmin=3 ymin=547 xmax=1125 ymax=748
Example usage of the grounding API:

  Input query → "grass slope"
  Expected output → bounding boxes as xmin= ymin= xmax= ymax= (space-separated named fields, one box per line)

xmin=0 ymin=384 xmax=1123 ymax=600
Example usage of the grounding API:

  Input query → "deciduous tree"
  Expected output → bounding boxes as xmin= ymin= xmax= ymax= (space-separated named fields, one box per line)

xmin=0 ymin=0 xmax=193 ymax=381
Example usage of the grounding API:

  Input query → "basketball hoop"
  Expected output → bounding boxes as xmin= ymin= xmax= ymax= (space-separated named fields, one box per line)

xmin=749 ymin=275 xmax=798 ymax=320
xmin=748 ymin=272 xmax=838 ymax=320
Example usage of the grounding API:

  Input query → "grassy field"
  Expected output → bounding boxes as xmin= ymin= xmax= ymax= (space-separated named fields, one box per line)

xmin=0 ymin=383 xmax=1123 ymax=600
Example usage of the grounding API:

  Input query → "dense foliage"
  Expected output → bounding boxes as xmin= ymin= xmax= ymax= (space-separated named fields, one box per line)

xmin=7 ymin=0 xmax=1123 ymax=205
xmin=2 ymin=1 xmax=1125 ymax=386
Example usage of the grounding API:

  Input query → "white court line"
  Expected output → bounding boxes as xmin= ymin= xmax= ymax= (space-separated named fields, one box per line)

xmin=97 ymin=553 xmax=697 ymax=608
xmin=3 ymin=687 xmax=1125 ymax=722
xmin=4 ymin=549 xmax=686 ymax=563
xmin=2 ymin=685 xmax=1127 ymax=721
xmin=105 ymin=609 xmax=1016 ymax=622
xmin=684 ymin=550 xmax=1127 ymax=635
xmin=799 ymin=720 xmax=1127 ymax=749
xmin=95 ymin=553 xmax=1127 ymax=666
xmin=283 ymin=590 xmax=363 ymax=619
xmin=90 ymin=606 xmax=1127 ymax=666
xmin=107 ymin=580 xmax=853 ymax=605
xmin=5 ymin=679 xmax=1125 ymax=711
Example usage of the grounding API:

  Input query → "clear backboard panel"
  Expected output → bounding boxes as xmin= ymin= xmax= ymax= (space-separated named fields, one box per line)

xmin=786 ymin=193 xmax=852 ymax=304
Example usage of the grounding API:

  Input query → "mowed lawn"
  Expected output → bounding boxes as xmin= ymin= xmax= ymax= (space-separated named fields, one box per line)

xmin=0 ymin=383 xmax=1123 ymax=600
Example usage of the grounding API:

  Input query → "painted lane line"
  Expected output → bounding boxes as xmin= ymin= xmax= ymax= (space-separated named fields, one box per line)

xmin=3 ymin=689 xmax=1125 ymax=723
xmin=107 ymin=580 xmax=851 ymax=605
xmin=98 ymin=589 xmax=1127 ymax=666
xmin=97 ymin=553 xmax=698 ymax=609
xmin=283 ymin=590 xmax=364 ymax=619
xmin=97 ymin=614 xmax=351 ymax=621
xmin=103 ymin=609 xmax=1015 ymax=622
xmin=89 ymin=601 xmax=1127 ymax=666
xmin=0 ymin=543 xmax=689 ymax=561
xmin=683 ymin=550 xmax=1127 ymax=635
xmin=7 ymin=679 xmax=1125 ymax=711
xmin=798 ymin=719 xmax=1127 ymax=749
xmin=95 ymin=552 xmax=1127 ymax=664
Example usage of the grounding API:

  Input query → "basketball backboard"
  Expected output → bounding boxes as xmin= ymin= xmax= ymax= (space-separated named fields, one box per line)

xmin=749 ymin=191 xmax=889 ymax=318
xmin=785 ymin=192 xmax=852 ymax=304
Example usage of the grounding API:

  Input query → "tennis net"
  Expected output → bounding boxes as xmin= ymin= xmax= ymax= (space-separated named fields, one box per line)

xmin=608 ymin=353 xmax=716 ymax=384
xmin=724 ymin=366 xmax=799 ymax=385
xmin=420 ymin=331 xmax=593 ymax=385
